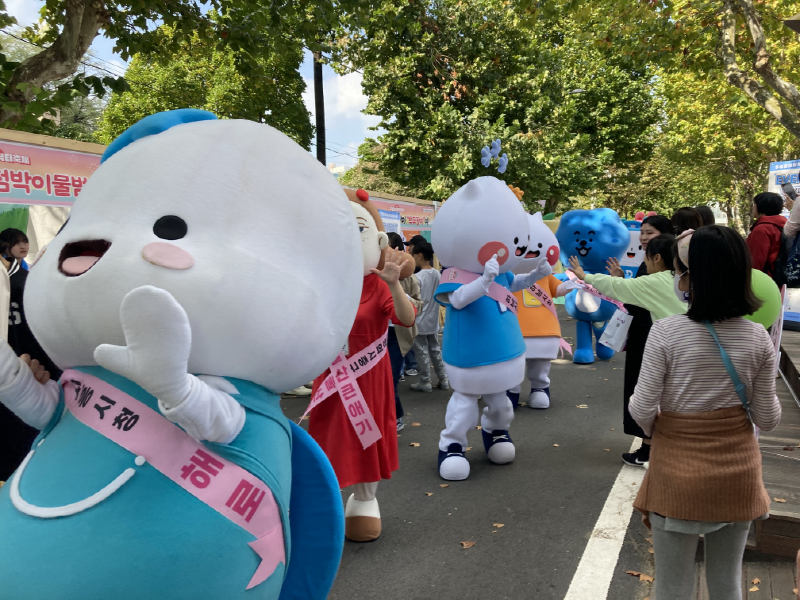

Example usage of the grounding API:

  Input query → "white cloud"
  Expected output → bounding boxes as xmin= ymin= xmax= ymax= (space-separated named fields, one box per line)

xmin=7 ymin=0 xmax=43 ymax=26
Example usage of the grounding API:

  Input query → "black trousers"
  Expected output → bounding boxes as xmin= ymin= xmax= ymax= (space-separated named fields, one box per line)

xmin=387 ymin=328 xmax=404 ymax=419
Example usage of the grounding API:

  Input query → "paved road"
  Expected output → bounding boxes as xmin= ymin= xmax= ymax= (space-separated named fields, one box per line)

xmin=280 ymin=309 xmax=793 ymax=599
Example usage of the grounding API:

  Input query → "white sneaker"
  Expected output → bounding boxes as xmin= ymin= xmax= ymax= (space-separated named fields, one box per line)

xmin=285 ymin=386 xmax=312 ymax=396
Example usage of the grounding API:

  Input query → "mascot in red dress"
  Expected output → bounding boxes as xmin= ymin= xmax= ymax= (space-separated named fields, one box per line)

xmin=309 ymin=189 xmax=415 ymax=542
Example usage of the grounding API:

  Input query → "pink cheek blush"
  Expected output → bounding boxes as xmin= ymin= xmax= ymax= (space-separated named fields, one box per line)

xmin=478 ymin=241 xmax=510 ymax=266
xmin=142 ymin=242 xmax=194 ymax=270
xmin=546 ymin=245 xmax=560 ymax=266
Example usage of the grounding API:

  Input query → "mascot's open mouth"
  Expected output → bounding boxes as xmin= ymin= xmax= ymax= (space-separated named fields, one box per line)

xmin=525 ymin=249 xmax=541 ymax=259
xmin=59 ymin=240 xmax=111 ymax=277
xmin=627 ymin=252 xmax=636 ymax=258
xmin=515 ymin=244 xmax=529 ymax=257
xmin=576 ymin=246 xmax=591 ymax=257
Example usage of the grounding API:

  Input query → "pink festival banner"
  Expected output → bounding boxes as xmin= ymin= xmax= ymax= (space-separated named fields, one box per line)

xmin=0 ymin=138 xmax=100 ymax=206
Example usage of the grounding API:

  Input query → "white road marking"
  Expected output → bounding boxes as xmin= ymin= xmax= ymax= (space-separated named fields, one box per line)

xmin=564 ymin=439 xmax=646 ymax=600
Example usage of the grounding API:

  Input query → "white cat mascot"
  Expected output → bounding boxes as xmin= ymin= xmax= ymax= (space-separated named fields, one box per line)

xmin=507 ymin=212 xmax=575 ymax=409
xmin=433 ymin=175 xmax=551 ymax=481
xmin=0 ymin=109 xmax=363 ymax=599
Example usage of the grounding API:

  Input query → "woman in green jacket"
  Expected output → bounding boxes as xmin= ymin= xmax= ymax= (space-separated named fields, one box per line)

xmin=568 ymin=234 xmax=687 ymax=465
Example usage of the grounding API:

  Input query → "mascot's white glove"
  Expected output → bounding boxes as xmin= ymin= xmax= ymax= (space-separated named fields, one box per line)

xmin=510 ymin=260 xmax=553 ymax=293
xmin=449 ymin=254 xmax=500 ymax=310
xmin=556 ymin=279 xmax=581 ymax=297
xmin=0 ymin=341 xmax=59 ymax=430
xmin=94 ymin=286 xmax=245 ymax=444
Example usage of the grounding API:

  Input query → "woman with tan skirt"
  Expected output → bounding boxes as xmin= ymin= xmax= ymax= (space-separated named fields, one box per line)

xmin=630 ymin=225 xmax=782 ymax=599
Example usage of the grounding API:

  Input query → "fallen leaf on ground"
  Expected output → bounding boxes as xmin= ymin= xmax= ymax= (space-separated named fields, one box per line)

xmin=460 ymin=541 xmax=476 ymax=549
xmin=553 ymin=444 xmax=560 ymax=447
xmin=751 ymin=578 xmax=761 ymax=585
xmin=775 ymin=497 xmax=787 ymax=503
xmin=412 ymin=422 xmax=421 ymax=427
xmin=493 ymin=523 xmax=505 ymax=528
xmin=465 ymin=447 xmax=472 ymax=451
xmin=794 ymin=588 xmax=798 ymax=594
xmin=783 ymin=446 xmax=795 ymax=451
xmin=648 ymin=548 xmax=653 ymax=554
xmin=301 ymin=416 xmax=309 ymax=420
xmin=425 ymin=492 xmax=433 ymax=496
xmin=640 ymin=574 xmax=654 ymax=583
xmin=440 ymin=484 xmax=449 ymax=488
xmin=604 ymin=449 xmax=610 ymax=451
xmin=625 ymin=571 xmax=642 ymax=578
xmin=409 ymin=443 xmax=420 ymax=447
xmin=749 ymin=586 xmax=759 ymax=592
xmin=589 ymin=368 xmax=597 ymax=370
xmin=476 ymin=425 xmax=482 ymax=430
xmin=576 ymin=404 xmax=589 ymax=408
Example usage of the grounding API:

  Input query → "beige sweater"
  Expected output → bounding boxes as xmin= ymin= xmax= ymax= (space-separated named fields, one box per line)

xmin=394 ymin=275 xmax=422 ymax=356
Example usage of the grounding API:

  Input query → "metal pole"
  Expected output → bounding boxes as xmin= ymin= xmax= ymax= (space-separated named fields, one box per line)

xmin=313 ymin=51 xmax=326 ymax=166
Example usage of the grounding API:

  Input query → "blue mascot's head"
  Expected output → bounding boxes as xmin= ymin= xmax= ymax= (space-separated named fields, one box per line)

xmin=556 ymin=208 xmax=629 ymax=272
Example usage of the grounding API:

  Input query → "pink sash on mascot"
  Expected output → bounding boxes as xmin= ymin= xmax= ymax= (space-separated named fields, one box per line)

xmin=300 ymin=331 xmax=386 ymax=449
xmin=60 ymin=369 xmax=284 ymax=590
xmin=527 ymin=283 xmax=573 ymax=357
xmin=441 ymin=268 xmax=518 ymax=315
xmin=565 ymin=271 xmax=629 ymax=314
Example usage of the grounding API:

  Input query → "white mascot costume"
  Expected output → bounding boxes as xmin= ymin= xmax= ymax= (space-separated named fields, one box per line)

xmin=433 ymin=176 xmax=551 ymax=481
xmin=507 ymin=212 xmax=576 ymax=409
xmin=0 ymin=109 xmax=363 ymax=599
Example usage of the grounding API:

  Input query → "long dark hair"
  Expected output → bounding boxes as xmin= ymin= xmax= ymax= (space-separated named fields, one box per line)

xmin=686 ymin=226 xmax=762 ymax=322
xmin=0 ymin=228 xmax=27 ymax=257
xmin=641 ymin=215 xmax=673 ymax=234
xmin=671 ymin=207 xmax=704 ymax=235
xmin=694 ymin=206 xmax=715 ymax=226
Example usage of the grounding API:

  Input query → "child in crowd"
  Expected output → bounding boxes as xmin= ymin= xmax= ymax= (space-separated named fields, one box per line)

xmin=386 ymin=232 xmax=423 ymax=429
xmin=747 ymin=191 xmax=788 ymax=285
xmin=410 ymin=242 xmax=449 ymax=392
xmin=568 ymin=227 xmax=686 ymax=467
xmin=631 ymin=226 xmax=781 ymax=599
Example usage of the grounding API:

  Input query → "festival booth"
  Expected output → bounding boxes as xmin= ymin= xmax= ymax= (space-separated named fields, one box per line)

xmin=0 ymin=130 xmax=102 ymax=255
xmin=355 ymin=190 xmax=439 ymax=244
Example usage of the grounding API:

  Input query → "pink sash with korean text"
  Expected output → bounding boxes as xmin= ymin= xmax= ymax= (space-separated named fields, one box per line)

xmin=527 ymin=282 xmax=573 ymax=357
xmin=565 ymin=271 xmax=629 ymax=314
xmin=441 ymin=268 xmax=518 ymax=315
xmin=300 ymin=331 xmax=386 ymax=450
xmin=60 ymin=369 xmax=284 ymax=591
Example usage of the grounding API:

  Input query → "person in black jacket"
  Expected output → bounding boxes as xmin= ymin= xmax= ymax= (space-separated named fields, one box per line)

xmin=606 ymin=216 xmax=674 ymax=467
xmin=0 ymin=228 xmax=61 ymax=481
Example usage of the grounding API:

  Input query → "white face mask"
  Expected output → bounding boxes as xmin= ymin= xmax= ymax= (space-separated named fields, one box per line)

xmin=674 ymin=271 xmax=690 ymax=303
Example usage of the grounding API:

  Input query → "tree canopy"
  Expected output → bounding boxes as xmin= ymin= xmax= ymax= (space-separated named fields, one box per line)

xmin=0 ymin=0 xmax=375 ymax=132
xmin=96 ymin=26 xmax=312 ymax=148
xmin=334 ymin=1 xmax=662 ymax=212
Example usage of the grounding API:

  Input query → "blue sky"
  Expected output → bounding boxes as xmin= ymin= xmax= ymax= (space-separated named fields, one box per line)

xmin=8 ymin=0 xmax=381 ymax=167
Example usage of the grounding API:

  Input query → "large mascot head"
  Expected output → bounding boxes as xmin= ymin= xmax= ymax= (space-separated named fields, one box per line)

xmin=512 ymin=212 xmax=559 ymax=275
xmin=344 ymin=187 xmax=414 ymax=279
xmin=555 ymin=208 xmax=628 ymax=273
xmin=432 ymin=176 xmax=529 ymax=274
xmin=25 ymin=109 xmax=363 ymax=393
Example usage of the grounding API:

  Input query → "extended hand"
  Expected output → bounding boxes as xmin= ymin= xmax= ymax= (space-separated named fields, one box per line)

xmin=606 ymin=257 xmax=624 ymax=278
xmin=94 ymin=286 xmax=193 ymax=408
xmin=21 ymin=354 xmax=50 ymax=384
xmin=529 ymin=260 xmax=553 ymax=281
xmin=482 ymin=254 xmax=500 ymax=282
xmin=370 ymin=247 xmax=405 ymax=285
xmin=786 ymin=197 xmax=795 ymax=212
xmin=568 ymin=256 xmax=586 ymax=280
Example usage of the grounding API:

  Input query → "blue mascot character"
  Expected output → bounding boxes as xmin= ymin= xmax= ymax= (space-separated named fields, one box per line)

xmin=620 ymin=220 xmax=645 ymax=279
xmin=555 ymin=208 xmax=629 ymax=364
xmin=0 ymin=110 xmax=364 ymax=599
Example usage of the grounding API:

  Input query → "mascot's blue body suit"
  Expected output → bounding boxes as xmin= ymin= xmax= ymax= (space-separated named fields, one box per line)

xmin=0 ymin=110 xmax=365 ymax=599
xmin=555 ymin=208 xmax=629 ymax=364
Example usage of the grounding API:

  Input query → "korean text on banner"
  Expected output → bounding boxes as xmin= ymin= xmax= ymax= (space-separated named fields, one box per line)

xmin=0 ymin=139 xmax=100 ymax=207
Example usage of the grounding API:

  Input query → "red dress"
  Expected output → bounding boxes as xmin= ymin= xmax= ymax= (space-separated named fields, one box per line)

xmin=309 ymin=274 xmax=403 ymax=489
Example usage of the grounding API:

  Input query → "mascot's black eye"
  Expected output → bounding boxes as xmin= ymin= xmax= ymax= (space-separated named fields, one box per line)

xmin=639 ymin=245 xmax=642 ymax=250
xmin=538 ymin=243 xmax=543 ymax=248
xmin=153 ymin=216 xmax=188 ymax=240
xmin=514 ymin=237 xmax=519 ymax=245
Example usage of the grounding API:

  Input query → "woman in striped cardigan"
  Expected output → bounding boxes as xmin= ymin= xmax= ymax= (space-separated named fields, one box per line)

xmin=630 ymin=225 xmax=781 ymax=599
